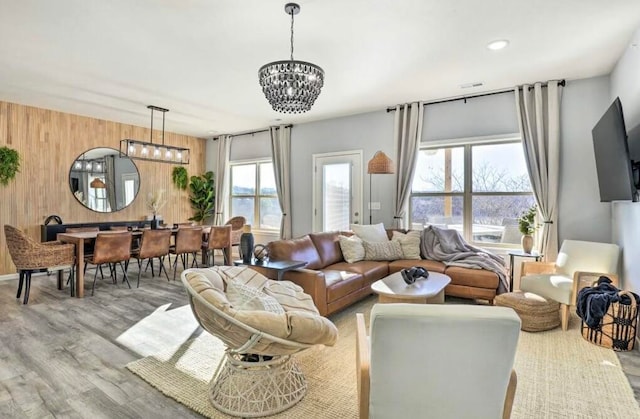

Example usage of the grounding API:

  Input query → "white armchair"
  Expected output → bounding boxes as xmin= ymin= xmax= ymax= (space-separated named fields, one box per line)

xmin=356 ymin=304 xmax=521 ymax=419
xmin=520 ymin=239 xmax=620 ymax=331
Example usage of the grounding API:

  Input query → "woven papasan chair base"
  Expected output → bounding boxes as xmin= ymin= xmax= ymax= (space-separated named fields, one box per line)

xmin=209 ymin=352 xmax=307 ymax=418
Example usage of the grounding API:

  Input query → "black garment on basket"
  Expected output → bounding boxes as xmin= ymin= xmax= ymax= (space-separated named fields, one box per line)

xmin=576 ymin=276 xmax=640 ymax=328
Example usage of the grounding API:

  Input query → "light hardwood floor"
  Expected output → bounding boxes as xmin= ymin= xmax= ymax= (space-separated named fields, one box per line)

xmin=0 ymin=263 xmax=639 ymax=418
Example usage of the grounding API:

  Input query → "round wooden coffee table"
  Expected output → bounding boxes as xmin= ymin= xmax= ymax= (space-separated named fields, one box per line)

xmin=371 ymin=271 xmax=451 ymax=304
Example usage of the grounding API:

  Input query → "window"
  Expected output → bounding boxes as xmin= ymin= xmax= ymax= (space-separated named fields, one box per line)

xmin=410 ymin=140 xmax=535 ymax=246
xmin=230 ymin=161 xmax=282 ymax=230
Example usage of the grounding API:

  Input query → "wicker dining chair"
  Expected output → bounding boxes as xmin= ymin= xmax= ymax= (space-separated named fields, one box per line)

xmin=225 ymin=216 xmax=246 ymax=247
xmin=130 ymin=229 xmax=172 ymax=286
xmin=86 ymin=231 xmax=133 ymax=295
xmin=170 ymin=226 xmax=203 ymax=280
xmin=4 ymin=225 xmax=75 ymax=304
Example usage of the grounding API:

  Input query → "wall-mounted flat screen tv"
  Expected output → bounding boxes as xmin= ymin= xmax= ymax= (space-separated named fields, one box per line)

xmin=592 ymin=97 xmax=636 ymax=202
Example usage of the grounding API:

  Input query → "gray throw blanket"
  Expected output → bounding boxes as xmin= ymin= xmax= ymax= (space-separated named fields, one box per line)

xmin=420 ymin=225 xmax=508 ymax=294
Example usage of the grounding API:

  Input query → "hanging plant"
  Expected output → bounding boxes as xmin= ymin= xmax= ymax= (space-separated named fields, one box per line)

xmin=0 ymin=146 xmax=20 ymax=186
xmin=172 ymin=166 xmax=189 ymax=190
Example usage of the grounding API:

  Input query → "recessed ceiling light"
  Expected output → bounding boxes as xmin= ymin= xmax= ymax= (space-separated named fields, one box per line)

xmin=487 ymin=40 xmax=509 ymax=50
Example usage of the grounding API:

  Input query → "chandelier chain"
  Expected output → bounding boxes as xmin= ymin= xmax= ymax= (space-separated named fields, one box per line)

xmin=290 ymin=8 xmax=295 ymax=61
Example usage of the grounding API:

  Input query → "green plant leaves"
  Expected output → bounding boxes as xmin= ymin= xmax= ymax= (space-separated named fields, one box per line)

xmin=0 ymin=147 xmax=20 ymax=186
xmin=171 ymin=166 xmax=188 ymax=190
xmin=188 ymin=171 xmax=216 ymax=222
xmin=518 ymin=205 xmax=538 ymax=235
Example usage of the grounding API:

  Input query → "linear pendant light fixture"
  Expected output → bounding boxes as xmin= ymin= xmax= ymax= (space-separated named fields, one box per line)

xmin=258 ymin=3 xmax=324 ymax=113
xmin=120 ymin=105 xmax=190 ymax=165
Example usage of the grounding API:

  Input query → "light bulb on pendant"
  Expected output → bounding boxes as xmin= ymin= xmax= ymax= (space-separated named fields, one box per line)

xmin=74 ymin=161 xmax=82 ymax=170
xmin=176 ymin=151 xmax=183 ymax=162
xmin=153 ymin=147 xmax=161 ymax=158
xmin=85 ymin=161 xmax=92 ymax=171
xmin=141 ymin=145 xmax=149 ymax=156
xmin=128 ymin=142 xmax=136 ymax=155
xmin=165 ymin=149 xmax=173 ymax=160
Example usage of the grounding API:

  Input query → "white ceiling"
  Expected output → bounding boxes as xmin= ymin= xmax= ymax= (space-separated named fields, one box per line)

xmin=1 ymin=0 xmax=639 ymax=138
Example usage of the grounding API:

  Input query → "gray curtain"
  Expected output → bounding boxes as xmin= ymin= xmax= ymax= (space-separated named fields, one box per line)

xmin=270 ymin=125 xmax=292 ymax=239
xmin=104 ymin=155 xmax=116 ymax=211
xmin=393 ymin=102 xmax=424 ymax=228
xmin=214 ymin=135 xmax=231 ymax=225
xmin=515 ymin=81 xmax=563 ymax=261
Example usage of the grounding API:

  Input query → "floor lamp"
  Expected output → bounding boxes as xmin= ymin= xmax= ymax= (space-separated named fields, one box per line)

xmin=367 ymin=151 xmax=395 ymax=225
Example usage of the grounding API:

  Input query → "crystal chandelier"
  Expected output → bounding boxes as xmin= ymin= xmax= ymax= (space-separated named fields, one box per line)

xmin=258 ymin=3 xmax=324 ymax=113
xmin=120 ymin=105 xmax=190 ymax=164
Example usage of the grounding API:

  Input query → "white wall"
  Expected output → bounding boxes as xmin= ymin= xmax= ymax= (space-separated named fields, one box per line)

xmin=558 ymin=76 xmax=612 ymax=244
xmin=610 ymin=27 xmax=640 ymax=292
xmin=291 ymin=110 xmax=395 ymax=237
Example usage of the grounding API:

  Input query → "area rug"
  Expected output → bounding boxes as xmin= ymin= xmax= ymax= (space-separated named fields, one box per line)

xmin=126 ymin=297 xmax=640 ymax=418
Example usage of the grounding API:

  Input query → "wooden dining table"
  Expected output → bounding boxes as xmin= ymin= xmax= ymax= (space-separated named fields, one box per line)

xmin=57 ymin=226 xmax=219 ymax=298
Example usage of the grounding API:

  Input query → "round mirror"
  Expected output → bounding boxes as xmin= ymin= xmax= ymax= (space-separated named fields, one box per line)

xmin=69 ymin=147 xmax=140 ymax=212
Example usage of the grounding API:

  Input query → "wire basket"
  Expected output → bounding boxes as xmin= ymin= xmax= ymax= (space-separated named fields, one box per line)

xmin=581 ymin=290 xmax=638 ymax=351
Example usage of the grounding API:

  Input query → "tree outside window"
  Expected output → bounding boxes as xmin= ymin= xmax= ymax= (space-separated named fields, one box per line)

xmin=230 ymin=161 xmax=282 ymax=230
xmin=410 ymin=141 xmax=535 ymax=245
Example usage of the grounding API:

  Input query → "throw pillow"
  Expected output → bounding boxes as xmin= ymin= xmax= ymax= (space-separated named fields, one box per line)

xmin=350 ymin=222 xmax=389 ymax=242
xmin=338 ymin=234 xmax=365 ymax=263
xmin=392 ymin=230 xmax=421 ymax=260
xmin=226 ymin=279 xmax=285 ymax=314
xmin=363 ymin=240 xmax=403 ymax=261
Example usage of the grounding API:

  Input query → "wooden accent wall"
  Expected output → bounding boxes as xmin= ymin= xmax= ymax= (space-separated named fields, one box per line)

xmin=0 ymin=101 xmax=207 ymax=275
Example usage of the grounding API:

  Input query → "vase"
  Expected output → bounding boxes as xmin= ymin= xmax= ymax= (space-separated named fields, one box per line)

xmin=240 ymin=229 xmax=254 ymax=264
xmin=521 ymin=234 xmax=534 ymax=254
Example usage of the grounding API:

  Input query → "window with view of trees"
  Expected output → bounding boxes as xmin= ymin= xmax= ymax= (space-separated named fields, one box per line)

xmin=410 ymin=141 xmax=535 ymax=245
xmin=230 ymin=161 xmax=282 ymax=230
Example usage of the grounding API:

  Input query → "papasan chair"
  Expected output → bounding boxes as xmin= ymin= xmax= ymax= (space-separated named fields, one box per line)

xmin=181 ymin=266 xmax=338 ymax=417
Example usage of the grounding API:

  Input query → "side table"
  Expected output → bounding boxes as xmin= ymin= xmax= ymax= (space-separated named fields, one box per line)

xmin=233 ymin=259 xmax=307 ymax=280
xmin=507 ymin=250 xmax=543 ymax=292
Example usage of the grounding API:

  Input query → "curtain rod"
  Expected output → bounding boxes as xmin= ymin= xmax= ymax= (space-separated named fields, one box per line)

xmin=213 ymin=124 xmax=293 ymax=140
xmin=385 ymin=79 xmax=566 ymax=112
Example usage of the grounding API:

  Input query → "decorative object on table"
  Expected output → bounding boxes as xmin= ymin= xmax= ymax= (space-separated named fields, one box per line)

xmin=171 ymin=166 xmax=189 ymax=190
xmin=258 ymin=3 xmax=324 ymax=114
xmin=120 ymin=105 xmax=190 ymax=164
xmin=253 ymin=244 xmax=269 ymax=262
xmin=147 ymin=189 xmax=166 ymax=229
xmin=0 ymin=146 xmax=20 ymax=186
xmin=518 ymin=205 xmax=538 ymax=253
xmin=367 ymin=151 xmax=394 ymax=224
xmin=400 ymin=266 xmax=429 ymax=285
xmin=577 ymin=277 xmax=639 ymax=351
xmin=188 ymin=171 xmax=215 ymax=223
xmin=240 ymin=225 xmax=254 ymax=264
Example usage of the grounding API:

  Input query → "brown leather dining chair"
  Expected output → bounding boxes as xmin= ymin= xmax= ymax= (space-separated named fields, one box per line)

xmin=86 ymin=231 xmax=133 ymax=296
xmin=130 ymin=229 xmax=172 ymax=286
xmin=201 ymin=225 xmax=232 ymax=267
xmin=4 ymin=225 xmax=76 ymax=304
xmin=170 ymin=226 xmax=203 ymax=280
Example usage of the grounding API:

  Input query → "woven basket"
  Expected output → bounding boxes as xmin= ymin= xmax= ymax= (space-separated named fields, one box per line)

xmin=581 ymin=290 xmax=638 ymax=351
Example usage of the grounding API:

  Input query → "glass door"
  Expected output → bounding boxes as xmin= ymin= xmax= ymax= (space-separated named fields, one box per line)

xmin=312 ymin=151 xmax=363 ymax=232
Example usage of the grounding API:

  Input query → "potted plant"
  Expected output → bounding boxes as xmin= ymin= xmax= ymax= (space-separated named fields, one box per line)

xmin=0 ymin=146 xmax=20 ymax=186
xmin=189 ymin=171 xmax=215 ymax=223
xmin=518 ymin=205 xmax=538 ymax=253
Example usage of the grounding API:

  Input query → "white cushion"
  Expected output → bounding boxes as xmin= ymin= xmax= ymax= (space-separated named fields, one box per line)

xmin=226 ymin=279 xmax=285 ymax=314
xmin=392 ymin=230 xmax=421 ymax=260
xmin=338 ymin=234 xmax=365 ymax=263
xmin=520 ymin=273 xmax=573 ymax=305
xmin=363 ymin=240 xmax=403 ymax=261
xmin=350 ymin=223 xmax=388 ymax=242
xmin=555 ymin=240 xmax=619 ymax=277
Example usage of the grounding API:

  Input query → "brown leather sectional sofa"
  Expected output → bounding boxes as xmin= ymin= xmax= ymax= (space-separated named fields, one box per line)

xmin=263 ymin=231 xmax=500 ymax=317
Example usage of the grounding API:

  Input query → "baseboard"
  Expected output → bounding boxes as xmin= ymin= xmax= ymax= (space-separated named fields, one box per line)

xmin=0 ymin=273 xmax=18 ymax=281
